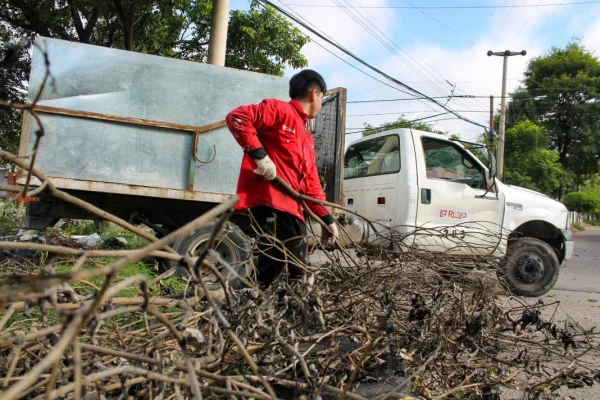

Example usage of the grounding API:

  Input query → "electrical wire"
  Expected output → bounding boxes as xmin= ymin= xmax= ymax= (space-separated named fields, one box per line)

xmin=327 ymin=0 xmax=439 ymax=112
xmin=266 ymin=1 xmax=420 ymax=98
xmin=259 ymin=0 xmax=490 ymax=130
xmin=345 ymin=113 xmax=453 ymax=136
xmin=511 ymin=0 xmax=543 ymax=47
xmin=526 ymin=0 xmax=566 ymax=48
xmin=348 ymin=110 xmax=491 ymax=117
xmin=338 ymin=0 xmax=487 ymax=118
xmin=493 ymin=0 xmax=518 ymax=49
xmin=284 ymin=1 xmax=600 ymax=9
xmin=340 ymin=0 xmax=456 ymax=98
xmin=394 ymin=0 xmax=551 ymax=93
xmin=348 ymin=95 xmax=546 ymax=104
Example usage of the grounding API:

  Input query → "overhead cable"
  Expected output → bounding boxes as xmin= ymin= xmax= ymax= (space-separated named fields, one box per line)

xmin=258 ymin=0 xmax=490 ymax=130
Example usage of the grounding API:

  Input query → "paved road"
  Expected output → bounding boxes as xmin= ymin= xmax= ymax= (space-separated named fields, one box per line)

xmin=503 ymin=228 xmax=600 ymax=399
xmin=549 ymin=229 xmax=600 ymax=329
xmin=555 ymin=228 xmax=600 ymax=294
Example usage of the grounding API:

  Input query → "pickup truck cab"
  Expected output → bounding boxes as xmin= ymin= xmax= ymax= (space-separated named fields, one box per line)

xmin=341 ymin=129 xmax=574 ymax=297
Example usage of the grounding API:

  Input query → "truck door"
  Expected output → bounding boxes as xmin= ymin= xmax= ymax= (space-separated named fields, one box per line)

xmin=343 ymin=134 xmax=400 ymax=225
xmin=413 ymin=134 xmax=504 ymax=255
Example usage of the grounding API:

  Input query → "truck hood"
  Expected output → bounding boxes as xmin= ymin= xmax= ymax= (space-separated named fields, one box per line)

xmin=502 ymin=183 xmax=568 ymax=231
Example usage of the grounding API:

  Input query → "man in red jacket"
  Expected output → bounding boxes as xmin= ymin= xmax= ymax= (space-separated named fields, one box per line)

xmin=226 ymin=69 xmax=338 ymax=287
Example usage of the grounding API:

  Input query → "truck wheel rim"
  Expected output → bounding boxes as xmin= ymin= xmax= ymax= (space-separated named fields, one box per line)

xmin=190 ymin=237 xmax=239 ymax=266
xmin=515 ymin=254 xmax=544 ymax=284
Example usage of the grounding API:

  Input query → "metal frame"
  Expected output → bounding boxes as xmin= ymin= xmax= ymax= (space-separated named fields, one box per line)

xmin=18 ymin=89 xmax=347 ymax=204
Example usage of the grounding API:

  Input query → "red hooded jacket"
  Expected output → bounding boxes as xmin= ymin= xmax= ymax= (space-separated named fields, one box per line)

xmin=226 ymin=99 xmax=332 ymax=223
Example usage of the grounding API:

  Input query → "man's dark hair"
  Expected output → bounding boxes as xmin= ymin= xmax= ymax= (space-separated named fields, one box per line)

xmin=289 ymin=69 xmax=327 ymax=99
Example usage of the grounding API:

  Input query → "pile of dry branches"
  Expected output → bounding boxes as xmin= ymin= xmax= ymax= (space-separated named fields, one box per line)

xmin=0 ymin=172 xmax=598 ymax=399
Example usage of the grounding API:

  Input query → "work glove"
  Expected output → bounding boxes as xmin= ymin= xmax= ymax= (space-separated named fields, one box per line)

xmin=321 ymin=222 xmax=339 ymax=247
xmin=253 ymin=155 xmax=277 ymax=181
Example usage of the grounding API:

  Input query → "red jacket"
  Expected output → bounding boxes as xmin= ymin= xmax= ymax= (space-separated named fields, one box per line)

xmin=226 ymin=99 xmax=331 ymax=222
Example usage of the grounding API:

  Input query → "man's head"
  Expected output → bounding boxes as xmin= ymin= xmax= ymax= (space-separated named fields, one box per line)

xmin=289 ymin=69 xmax=327 ymax=119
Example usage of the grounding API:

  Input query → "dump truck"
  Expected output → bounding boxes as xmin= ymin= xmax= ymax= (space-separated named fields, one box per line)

xmin=19 ymin=37 xmax=573 ymax=297
xmin=18 ymin=36 xmax=346 ymax=275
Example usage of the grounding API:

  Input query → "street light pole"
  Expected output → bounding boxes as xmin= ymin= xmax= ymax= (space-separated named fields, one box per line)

xmin=487 ymin=49 xmax=526 ymax=180
xmin=208 ymin=0 xmax=231 ymax=66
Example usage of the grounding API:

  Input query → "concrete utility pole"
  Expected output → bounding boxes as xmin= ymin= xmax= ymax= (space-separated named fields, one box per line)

xmin=208 ymin=0 xmax=230 ymax=66
xmin=487 ymin=50 xmax=526 ymax=180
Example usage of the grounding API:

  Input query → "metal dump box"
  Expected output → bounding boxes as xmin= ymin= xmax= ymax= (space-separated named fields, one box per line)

xmin=19 ymin=37 xmax=345 ymax=231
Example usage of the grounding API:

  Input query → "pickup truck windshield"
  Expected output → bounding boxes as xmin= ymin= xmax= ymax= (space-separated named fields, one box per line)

xmin=344 ymin=134 xmax=400 ymax=179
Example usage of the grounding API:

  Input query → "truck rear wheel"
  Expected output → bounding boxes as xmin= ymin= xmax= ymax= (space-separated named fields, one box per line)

xmin=169 ymin=221 xmax=252 ymax=287
xmin=499 ymin=237 xmax=560 ymax=297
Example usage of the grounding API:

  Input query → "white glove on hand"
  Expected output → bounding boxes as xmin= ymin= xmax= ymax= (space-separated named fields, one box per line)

xmin=253 ymin=155 xmax=277 ymax=180
xmin=321 ymin=223 xmax=339 ymax=247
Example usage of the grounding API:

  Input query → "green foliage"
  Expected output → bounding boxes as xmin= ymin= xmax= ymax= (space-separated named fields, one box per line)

xmin=503 ymin=120 xmax=563 ymax=195
xmin=53 ymin=257 xmax=186 ymax=297
xmin=0 ymin=199 xmax=23 ymax=235
xmin=0 ymin=23 xmax=29 ymax=156
xmin=572 ymin=222 xmax=585 ymax=231
xmin=507 ymin=40 xmax=600 ymax=183
xmin=100 ymin=222 xmax=150 ymax=249
xmin=0 ymin=0 xmax=310 ymax=155
xmin=226 ymin=4 xmax=309 ymax=76
xmin=362 ymin=116 xmax=447 ymax=137
xmin=562 ymin=190 xmax=600 ymax=214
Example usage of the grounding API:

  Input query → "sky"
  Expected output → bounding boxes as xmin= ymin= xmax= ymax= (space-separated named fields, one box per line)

xmin=231 ymin=0 xmax=600 ymax=145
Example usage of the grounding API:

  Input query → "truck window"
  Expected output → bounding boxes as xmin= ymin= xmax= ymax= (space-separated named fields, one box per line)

xmin=344 ymin=134 xmax=400 ymax=179
xmin=422 ymin=137 xmax=487 ymax=189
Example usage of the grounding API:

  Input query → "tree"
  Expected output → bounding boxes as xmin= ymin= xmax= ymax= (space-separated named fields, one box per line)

xmin=503 ymin=120 xmax=563 ymax=195
xmin=361 ymin=116 xmax=446 ymax=137
xmin=0 ymin=0 xmax=309 ymax=153
xmin=506 ymin=40 xmax=600 ymax=183
xmin=0 ymin=23 xmax=30 ymax=155
xmin=562 ymin=190 xmax=600 ymax=215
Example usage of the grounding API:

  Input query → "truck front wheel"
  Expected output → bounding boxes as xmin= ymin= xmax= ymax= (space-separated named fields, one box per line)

xmin=169 ymin=221 xmax=252 ymax=286
xmin=499 ymin=237 xmax=560 ymax=297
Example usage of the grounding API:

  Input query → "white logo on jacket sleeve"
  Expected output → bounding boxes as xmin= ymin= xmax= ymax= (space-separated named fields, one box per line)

xmin=282 ymin=125 xmax=296 ymax=134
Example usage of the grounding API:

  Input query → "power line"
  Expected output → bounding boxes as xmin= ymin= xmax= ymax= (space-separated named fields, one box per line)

xmin=493 ymin=0 xmax=517 ymax=49
xmin=348 ymin=111 xmax=491 ymax=117
xmin=327 ymin=0 xmax=441 ymax=112
xmin=348 ymin=95 xmax=544 ymax=104
xmin=511 ymin=0 xmax=542 ymax=47
xmin=340 ymin=0 xmax=458 ymax=98
xmin=284 ymin=1 xmax=600 ymax=9
xmin=527 ymin=0 xmax=566 ymax=48
xmin=390 ymin=0 xmax=551 ymax=93
xmin=262 ymin=1 xmax=420 ymax=98
xmin=259 ymin=0 xmax=490 ymax=130
xmin=282 ymin=0 xmax=487 ymax=119
xmin=345 ymin=113 xmax=452 ymax=136
xmin=337 ymin=0 xmax=486 ymax=116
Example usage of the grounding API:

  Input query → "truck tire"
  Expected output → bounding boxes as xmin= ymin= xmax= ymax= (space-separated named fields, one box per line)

xmin=169 ymin=221 xmax=252 ymax=287
xmin=499 ymin=237 xmax=560 ymax=297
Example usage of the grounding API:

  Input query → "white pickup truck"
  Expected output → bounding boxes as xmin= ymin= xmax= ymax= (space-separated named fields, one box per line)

xmin=338 ymin=129 xmax=574 ymax=297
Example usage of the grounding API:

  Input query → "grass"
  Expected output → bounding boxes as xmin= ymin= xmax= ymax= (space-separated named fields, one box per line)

xmin=53 ymin=257 xmax=187 ymax=298
xmin=57 ymin=220 xmax=151 ymax=249
xmin=0 ymin=199 xmax=24 ymax=236
xmin=573 ymin=222 xmax=586 ymax=231
xmin=0 ymin=218 xmax=190 ymax=330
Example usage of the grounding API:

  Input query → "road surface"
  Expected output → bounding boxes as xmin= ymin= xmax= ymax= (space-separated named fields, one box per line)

xmin=503 ymin=228 xmax=600 ymax=399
